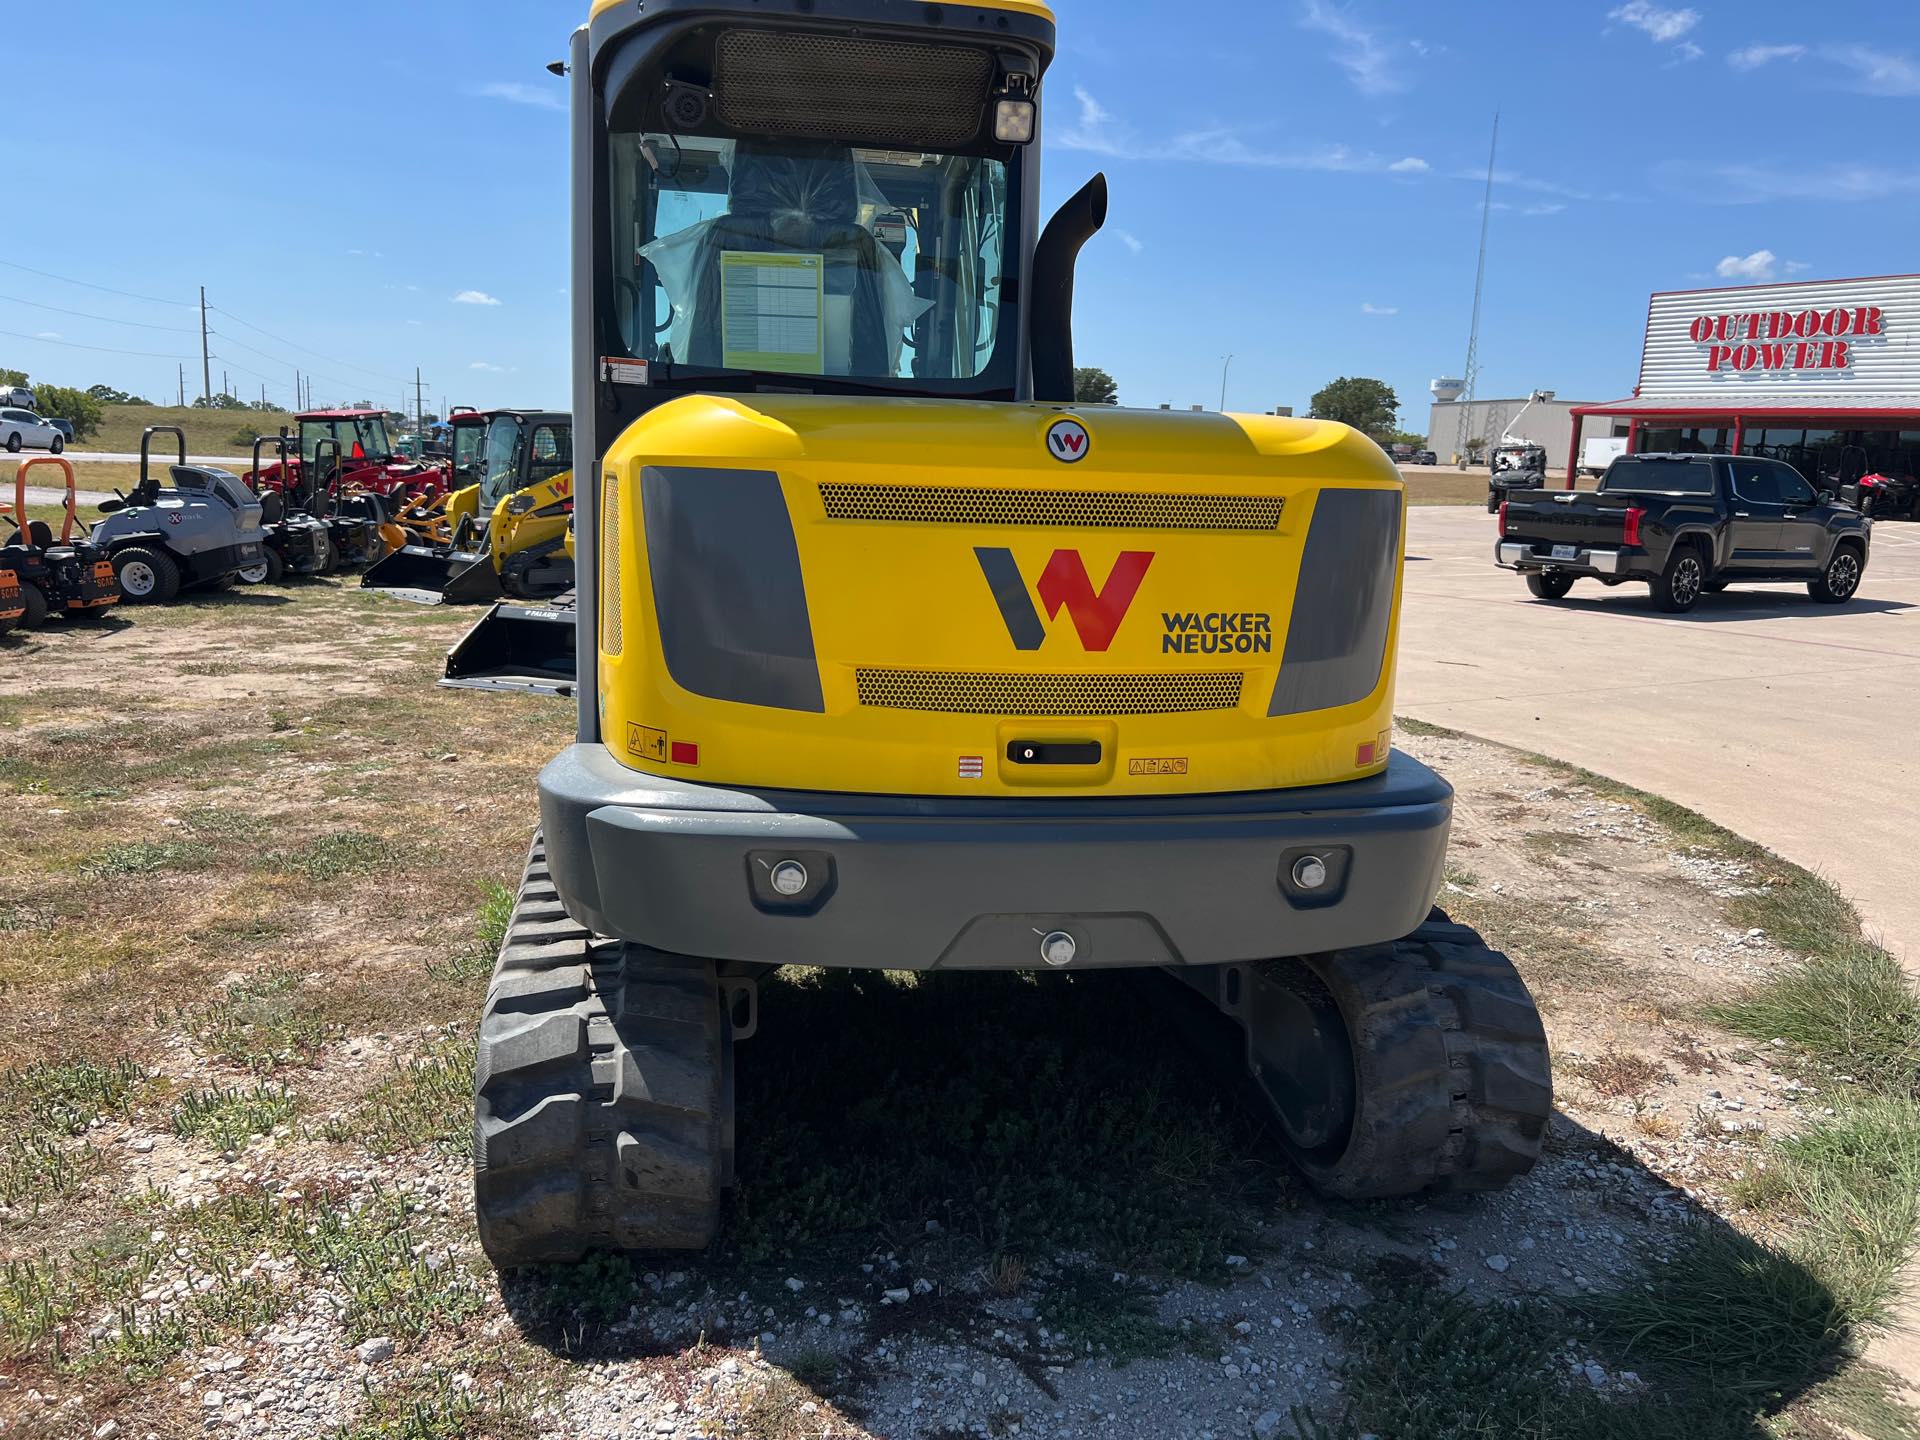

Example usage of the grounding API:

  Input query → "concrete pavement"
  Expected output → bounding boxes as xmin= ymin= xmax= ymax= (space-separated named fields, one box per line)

xmin=1398 ymin=505 xmax=1920 ymax=968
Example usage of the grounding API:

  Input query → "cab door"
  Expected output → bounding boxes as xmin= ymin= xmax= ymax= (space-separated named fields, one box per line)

xmin=1771 ymin=462 xmax=1828 ymax=572
xmin=1724 ymin=459 xmax=1786 ymax=568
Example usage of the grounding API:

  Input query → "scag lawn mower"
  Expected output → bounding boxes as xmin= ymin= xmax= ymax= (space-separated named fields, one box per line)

xmin=0 ymin=457 xmax=120 ymax=627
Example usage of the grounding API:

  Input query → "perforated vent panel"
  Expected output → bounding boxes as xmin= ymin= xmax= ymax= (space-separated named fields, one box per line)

xmin=856 ymin=669 xmax=1244 ymax=716
xmin=716 ymin=31 xmax=995 ymax=149
xmin=600 ymin=477 xmax=622 ymax=657
xmin=819 ymin=483 xmax=1284 ymax=531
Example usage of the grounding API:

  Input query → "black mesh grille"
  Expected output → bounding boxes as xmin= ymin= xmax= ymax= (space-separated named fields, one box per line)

xmin=820 ymin=483 xmax=1284 ymax=531
xmin=716 ymin=31 xmax=994 ymax=149
xmin=856 ymin=669 xmax=1245 ymax=716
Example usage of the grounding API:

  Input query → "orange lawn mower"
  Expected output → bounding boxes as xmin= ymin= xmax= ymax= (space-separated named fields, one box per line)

xmin=0 ymin=457 xmax=120 ymax=629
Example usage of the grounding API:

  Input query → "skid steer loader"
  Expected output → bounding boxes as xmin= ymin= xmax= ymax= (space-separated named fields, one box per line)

xmin=361 ymin=410 xmax=574 ymax=604
xmin=471 ymin=0 xmax=1552 ymax=1266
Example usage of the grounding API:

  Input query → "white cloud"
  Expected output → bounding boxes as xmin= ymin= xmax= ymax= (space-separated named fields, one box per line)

xmin=1608 ymin=1 xmax=1700 ymax=44
xmin=1728 ymin=42 xmax=1806 ymax=70
xmin=1359 ymin=303 xmax=1398 ymax=316
xmin=1784 ymin=260 xmax=1812 ymax=275
xmin=477 ymin=81 xmax=566 ymax=112
xmin=469 ymin=361 xmax=505 ymax=372
xmin=1116 ymin=230 xmax=1145 ymax=254
xmin=34 ymin=331 xmax=60 ymax=340
xmin=346 ymin=248 xmax=384 ymax=258
xmin=1671 ymin=158 xmax=1920 ymax=204
xmin=405 ymin=319 xmax=423 ymax=327
xmin=1715 ymin=249 xmax=1781 ymax=281
xmin=1387 ymin=156 xmax=1430 ymax=174
xmin=1298 ymin=0 xmax=1408 ymax=97
xmin=453 ymin=290 xmax=502 ymax=306
xmin=1671 ymin=41 xmax=1704 ymax=63
xmin=1524 ymin=202 xmax=1566 ymax=217
xmin=1821 ymin=43 xmax=1920 ymax=96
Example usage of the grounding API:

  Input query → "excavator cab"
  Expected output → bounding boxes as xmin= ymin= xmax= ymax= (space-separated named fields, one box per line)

xmin=468 ymin=0 xmax=1551 ymax=1268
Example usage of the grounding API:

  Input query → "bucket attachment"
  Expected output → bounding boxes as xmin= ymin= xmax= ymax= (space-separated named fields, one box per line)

xmin=360 ymin=544 xmax=483 ymax=604
xmin=441 ymin=551 xmax=509 ymax=606
xmin=441 ymin=598 xmax=577 ymax=694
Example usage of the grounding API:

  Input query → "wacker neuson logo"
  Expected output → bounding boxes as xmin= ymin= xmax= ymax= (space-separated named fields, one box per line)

xmin=1161 ymin=611 xmax=1273 ymax=654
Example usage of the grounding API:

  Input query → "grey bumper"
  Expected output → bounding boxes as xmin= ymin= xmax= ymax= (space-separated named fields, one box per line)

xmin=537 ymin=745 xmax=1452 ymax=971
xmin=1496 ymin=541 xmax=1626 ymax=576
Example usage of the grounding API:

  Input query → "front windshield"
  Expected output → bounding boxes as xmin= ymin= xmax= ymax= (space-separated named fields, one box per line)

xmin=479 ymin=417 xmax=523 ymax=509
xmin=452 ymin=423 xmax=488 ymax=487
xmin=300 ymin=417 xmax=391 ymax=464
xmin=610 ymin=133 xmax=1012 ymax=385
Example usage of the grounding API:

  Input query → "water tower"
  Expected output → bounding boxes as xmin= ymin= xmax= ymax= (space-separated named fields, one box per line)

xmin=1430 ymin=377 xmax=1465 ymax=403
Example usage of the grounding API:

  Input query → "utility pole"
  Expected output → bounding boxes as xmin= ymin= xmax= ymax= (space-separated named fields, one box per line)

xmin=1219 ymin=354 xmax=1234 ymax=412
xmin=221 ymin=369 xmax=229 ymax=400
xmin=414 ymin=367 xmax=426 ymax=437
xmin=1454 ymin=111 xmax=1499 ymax=467
xmin=177 ymin=363 xmax=185 ymax=408
xmin=199 ymin=286 xmax=212 ymax=406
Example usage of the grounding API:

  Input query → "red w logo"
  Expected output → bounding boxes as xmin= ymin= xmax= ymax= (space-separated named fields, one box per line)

xmin=975 ymin=548 xmax=1155 ymax=651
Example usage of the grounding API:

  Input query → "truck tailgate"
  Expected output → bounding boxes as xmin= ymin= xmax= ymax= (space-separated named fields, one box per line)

xmin=1502 ymin=494 xmax=1629 ymax=548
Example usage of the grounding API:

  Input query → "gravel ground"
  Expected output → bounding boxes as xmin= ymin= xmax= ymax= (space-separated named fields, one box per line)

xmin=1 ymin=720 xmax=1887 ymax=1440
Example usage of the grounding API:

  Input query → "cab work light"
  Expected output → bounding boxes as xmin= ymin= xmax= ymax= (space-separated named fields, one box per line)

xmin=994 ymin=98 xmax=1036 ymax=144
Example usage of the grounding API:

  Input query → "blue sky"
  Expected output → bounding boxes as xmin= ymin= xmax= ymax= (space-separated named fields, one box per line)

xmin=7 ymin=0 xmax=1919 ymax=431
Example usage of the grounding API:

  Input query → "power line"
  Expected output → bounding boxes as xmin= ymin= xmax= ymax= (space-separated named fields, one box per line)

xmin=208 ymin=329 xmax=364 ymax=396
xmin=0 ymin=257 xmax=195 ymax=309
xmin=0 ymin=326 xmax=190 ymax=361
xmin=0 ymin=292 xmax=198 ymax=332
xmin=209 ymin=304 xmax=410 ymax=386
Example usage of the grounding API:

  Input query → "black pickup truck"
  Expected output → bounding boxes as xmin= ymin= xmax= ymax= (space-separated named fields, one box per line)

xmin=1495 ymin=453 xmax=1871 ymax=613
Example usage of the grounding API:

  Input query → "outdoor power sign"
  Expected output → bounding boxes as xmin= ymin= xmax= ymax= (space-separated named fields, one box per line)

xmin=1637 ymin=274 xmax=1920 ymax=398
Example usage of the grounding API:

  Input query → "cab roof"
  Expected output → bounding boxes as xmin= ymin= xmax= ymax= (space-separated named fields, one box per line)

xmin=589 ymin=0 xmax=1053 ymax=17
xmin=298 ymin=409 xmax=387 ymax=420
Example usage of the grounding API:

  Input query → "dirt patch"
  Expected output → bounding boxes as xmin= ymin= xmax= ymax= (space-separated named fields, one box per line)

xmin=0 ymin=591 xmax=1911 ymax=1439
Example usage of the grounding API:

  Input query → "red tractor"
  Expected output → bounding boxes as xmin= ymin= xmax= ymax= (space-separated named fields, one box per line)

xmin=246 ymin=409 xmax=446 ymax=505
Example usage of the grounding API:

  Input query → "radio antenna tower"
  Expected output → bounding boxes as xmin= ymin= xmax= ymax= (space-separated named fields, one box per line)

xmin=1454 ymin=111 xmax=1499 ymax=464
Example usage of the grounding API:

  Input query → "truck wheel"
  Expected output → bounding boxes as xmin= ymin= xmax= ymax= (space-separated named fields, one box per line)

xmin=1187 ymin=911 xmax=1551 ymax=1198
xmin=1525 ymin=572 xmax=1574 ymax=601
xmin=112 ymin=547 xmax=182 ymax=604
xmin=1809 ymin=544 xmax=1864 ymax=605
xmin=1652 ymin=544 xmax=1706 ymax=614
xmin=474 ymin=834 xmax=727 ymax=1266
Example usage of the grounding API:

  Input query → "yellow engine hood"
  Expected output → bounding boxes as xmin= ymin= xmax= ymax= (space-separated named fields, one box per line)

xmin=597 ymin=395 xmax=1406 ymax=797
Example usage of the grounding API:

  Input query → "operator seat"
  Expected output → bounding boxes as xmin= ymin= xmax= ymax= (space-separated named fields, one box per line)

xmin=685 ymin=140 xmax=890 ymax=376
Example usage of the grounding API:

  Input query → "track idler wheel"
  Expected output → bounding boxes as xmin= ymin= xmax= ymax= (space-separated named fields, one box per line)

xmin=1173 ymin=909 xmax=1552 ymax=1198
xmin=473 ymin=834 xmax=741 ymax=1265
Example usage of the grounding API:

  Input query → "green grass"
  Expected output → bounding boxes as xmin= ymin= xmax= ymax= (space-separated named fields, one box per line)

xmin=428 ymin=880 xmax=514 ymax=986
xmin=723 ymin=968 xmax=1266 ymax=1274
xmin=0 ymin=1057 xmax=148 ymax=1208
xmin=80 ymin=839 xmax=215 ymax=877
xmin=328 ymin=1373 xmax=536 ymax=1440
xmin=1714 ymin=946 xmax=1920 ymax=1097
xmin=327 ymin=1031 xmax=474 ymax=1158
xmin=192 ymin=969 xmax=335 ymax=1072
xmin=170 ymin=1082 xmax=300 ymax=1152
xmin=272 ymin=830 xmax=397 ymax=882
xmin=1037 ymin=1269 xmax=1187 ymax=1366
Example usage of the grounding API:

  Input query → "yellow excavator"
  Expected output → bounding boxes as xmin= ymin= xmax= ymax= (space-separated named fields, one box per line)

xmin=363 ymin=410 xmax=574 ymax=604
xmin=470 ymin=0 xmax=1552 ymax=1266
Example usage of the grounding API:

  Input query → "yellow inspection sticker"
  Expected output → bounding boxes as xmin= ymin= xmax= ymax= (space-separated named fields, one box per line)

xmin=720 ymin=251 xmax=825 ymax=374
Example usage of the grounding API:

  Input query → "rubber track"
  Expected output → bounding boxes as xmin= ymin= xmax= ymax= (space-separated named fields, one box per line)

xmin=473 ymin=833 xmax=724 ymax=1265
xmin=1286 ymin=908 xmax=1553 ymax=1199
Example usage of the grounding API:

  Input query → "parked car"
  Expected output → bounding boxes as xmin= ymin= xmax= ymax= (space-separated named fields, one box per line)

xmin=1495 ymin=452 xmax=1870 ymax=612
xmin=1 ymin=386 xmax=35 ymax=410
xmin=1413 ymin=449 xmax=1437 ymax=466
xmin=41 ymin=418 xmax=75 ymax=444
xmin=0 ymin=408 xmax=64 ymax=454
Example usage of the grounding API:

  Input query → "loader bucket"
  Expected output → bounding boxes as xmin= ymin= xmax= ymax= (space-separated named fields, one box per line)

xmin=440 ymin=551 xmax=508 ymax=606
xmin=359 ymin=544 xmax=479 ymax=604
xmin=440 ymin=600 xmax=577 ymax=695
